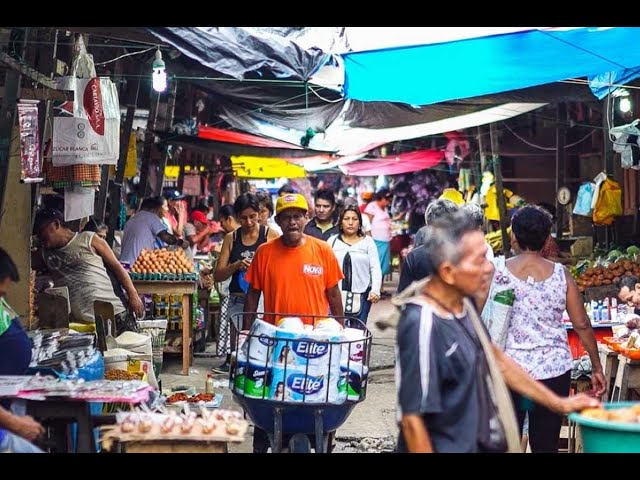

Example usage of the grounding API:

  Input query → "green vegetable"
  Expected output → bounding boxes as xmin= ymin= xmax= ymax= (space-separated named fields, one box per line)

xmin=627 ymin=246 xmax=640 ymax=256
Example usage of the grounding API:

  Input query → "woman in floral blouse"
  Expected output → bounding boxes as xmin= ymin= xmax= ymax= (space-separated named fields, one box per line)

xmin=479 ymin=205 xmax=605 ymax=453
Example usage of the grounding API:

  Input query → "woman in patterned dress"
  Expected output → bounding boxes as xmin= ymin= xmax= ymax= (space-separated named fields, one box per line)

xmin=479 ymin=205 xmax=606 ymax=452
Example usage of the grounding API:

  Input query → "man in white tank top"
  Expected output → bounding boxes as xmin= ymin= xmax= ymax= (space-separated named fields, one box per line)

xmin=33 ymin=209 xmax=144 ymax=332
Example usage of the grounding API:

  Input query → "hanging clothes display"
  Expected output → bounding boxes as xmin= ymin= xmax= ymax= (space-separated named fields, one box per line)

xmin=182 ymin=171 xmax=202 ymax=196
xmin=593 ymin=177 xmax=623 ymax=225
xmin=610 ymin=120 xmax=640 ymax=170
xmin=573 ymin=182 xmax=596 ymax=217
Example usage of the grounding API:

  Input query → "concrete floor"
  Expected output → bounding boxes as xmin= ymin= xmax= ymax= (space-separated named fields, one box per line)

xmin=160 ymin=275 xmax=400 ymax=453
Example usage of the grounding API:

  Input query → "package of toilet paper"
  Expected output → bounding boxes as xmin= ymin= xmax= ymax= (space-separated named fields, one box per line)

xmin=242 ymin=319 xmax=278 ymax=365
xmin=272 ymin=328 xmax=342 ymax=375
xmin=341 ymin=327 xmax=367 ymax=366
xmin=243 ymin=361 xmax=272 ymax=399
xmin=275 ymin=316 xmax=304 ymax=331
xmin=270 ymin=365 xmax=344 ymax=404
xmin=338 ymin=364 xmax=369 ymax=401
xmin=230 ymin=351 xmax=248 ymax=394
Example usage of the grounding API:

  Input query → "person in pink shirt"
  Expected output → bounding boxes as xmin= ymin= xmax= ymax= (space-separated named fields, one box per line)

xmin=365 ymin=188 xmax=393 ymax=293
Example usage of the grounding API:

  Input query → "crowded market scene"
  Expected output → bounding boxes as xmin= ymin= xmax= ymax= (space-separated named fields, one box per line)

xmin=2 ymin=26 xmax=640 ymax=454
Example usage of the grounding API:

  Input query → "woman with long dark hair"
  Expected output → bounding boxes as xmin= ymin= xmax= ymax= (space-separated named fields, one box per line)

xmin=214 ymin=193 xmax=279 ymax=370
xmin=328 ymin=205 xmax=382 ymax=324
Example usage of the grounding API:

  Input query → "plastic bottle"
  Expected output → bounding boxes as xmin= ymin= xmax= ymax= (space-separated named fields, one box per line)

xmin=205 ymin=373 xmax=214 ymax=394
xmin=610 ymin=297 xmax=618 ymax=323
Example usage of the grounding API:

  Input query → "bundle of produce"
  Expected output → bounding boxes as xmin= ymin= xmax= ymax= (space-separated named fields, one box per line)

xmin=575 ymin=259 xmax=640 ymax=292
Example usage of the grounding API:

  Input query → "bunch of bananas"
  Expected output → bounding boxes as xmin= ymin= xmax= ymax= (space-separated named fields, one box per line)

xmin=485 ymin=227 xmax=512 ymax=255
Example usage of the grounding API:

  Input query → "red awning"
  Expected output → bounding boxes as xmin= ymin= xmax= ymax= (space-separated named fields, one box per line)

xmin=198 ymin=126 xmax=303 ymax=150
xmin=341 ymin=149 xmax=444 ymax=176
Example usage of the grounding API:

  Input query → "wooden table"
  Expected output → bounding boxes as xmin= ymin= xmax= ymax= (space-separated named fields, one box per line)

xmin=598 ymin=343 xmax=620 ymax=401
xmin=133 ymin=281 xmax=196 ymax=376
xmin=611 ymin=354 xmax=640 ymax=402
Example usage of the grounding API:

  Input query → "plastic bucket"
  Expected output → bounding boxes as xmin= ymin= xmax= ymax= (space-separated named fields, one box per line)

xmin=569 ymin=402 xmax=640 ymax=453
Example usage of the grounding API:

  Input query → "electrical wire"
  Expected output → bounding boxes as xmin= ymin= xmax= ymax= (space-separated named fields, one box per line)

xmin=502 ymin=122 xmax=596 ymax=151
xmin=308 ymin=84 xmax=343 ymax=103
xmin=94 ymin=46 xmax=156 ymax=66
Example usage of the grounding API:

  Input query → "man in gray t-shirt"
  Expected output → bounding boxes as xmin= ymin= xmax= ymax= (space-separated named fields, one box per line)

xmin=120 ymin=196 xmax=189 ymax=265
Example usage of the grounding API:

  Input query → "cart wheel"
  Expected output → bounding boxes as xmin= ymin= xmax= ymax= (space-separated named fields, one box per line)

xmin=289 ymin=434 xmax=311 ymax=453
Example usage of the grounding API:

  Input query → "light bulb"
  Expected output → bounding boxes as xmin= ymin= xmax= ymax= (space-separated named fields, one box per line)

xmin=152 ymin=69 xmax=167 ymax=92
xmin=152 ymin=49 xmax=167 ymax=93
xmin=620 ymin=97 xmax=632 ymax=113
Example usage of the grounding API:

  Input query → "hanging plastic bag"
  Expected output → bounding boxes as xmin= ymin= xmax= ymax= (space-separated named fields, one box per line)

xmin=573 ymin=182 xmax=596 ymax=217
xmin=593 ymin=178 xmax=623 ymax=225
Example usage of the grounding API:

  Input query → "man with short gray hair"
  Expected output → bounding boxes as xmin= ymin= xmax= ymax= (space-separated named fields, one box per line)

xmin=397 ymin=199 xmax=459 ymax=293
xmin=413 ymin=199 xmax=459 ymax=249
xmin=395 ymin=212 xmax=599 ymax=452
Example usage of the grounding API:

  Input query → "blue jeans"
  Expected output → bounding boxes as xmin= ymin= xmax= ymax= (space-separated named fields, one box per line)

xmin=357 ymin=295 xmax=372 ymax=325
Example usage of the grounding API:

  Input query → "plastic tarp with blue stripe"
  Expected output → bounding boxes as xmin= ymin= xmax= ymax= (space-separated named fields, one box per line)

xmin=343 ymin=27 xmax=640 ymax=106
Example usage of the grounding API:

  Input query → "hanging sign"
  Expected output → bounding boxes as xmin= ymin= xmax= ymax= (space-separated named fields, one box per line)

xmin=17 ymin=100 xmax=43 ymax=183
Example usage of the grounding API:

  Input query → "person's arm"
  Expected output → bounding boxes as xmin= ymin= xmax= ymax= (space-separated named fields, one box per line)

xmin=157 ymin=230 xmax=190 ymax=249
xmin=0 ymin=406 xmax=44 ymax=442
xmin=243 ymin=287 xmax=261 ymax=330
xmin=91 ymin=235 xmax=144 ymax=318
xmin=564 ymin=267 xmax=607 ymax=396
xmin=326 ymin=285 xmax=344 ymax=324
xmin=214 ymin=233 xmax=244 ymax=282
xmin=494 ymin=344 xmax=600 ymax=413
xmin=188 ymin=226 xmax=212 ymax=246
xmin=401 ymin=416 xmax=434 ymax=453
xmin=367 ymin=238 xmax=382 ymax=299
xmin=397 ymin=254 xmax=415 ymax=294
xmin=175 ymin=201 xmax=187 ymax=237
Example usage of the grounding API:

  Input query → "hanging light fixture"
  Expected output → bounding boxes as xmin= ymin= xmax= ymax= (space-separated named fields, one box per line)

xmin=620 ymin=96 xmax=632 ymax=113
xmin=152 ymin=48 xmax=167 ymax=93
xmin=615 ymin=88 xmax=632 ymax=113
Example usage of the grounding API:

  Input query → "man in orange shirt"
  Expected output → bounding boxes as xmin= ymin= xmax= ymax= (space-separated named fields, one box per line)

xmin=243 ymin=193 xmax=344 ymax=453
xmin=243 ymin=193 xmax=344 ymax=329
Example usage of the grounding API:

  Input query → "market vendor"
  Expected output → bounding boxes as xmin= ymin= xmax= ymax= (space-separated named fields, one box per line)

xmin=617 ymin=275 xmax=640 ymax=315
xmin=120 ymin=196 xmax=190 ymax=265
xmin=184 ymin=210 xmax=216 ymax=255
xmin=163 ymin=189 xmax=188 ymax=238
xmin=0 ymin=248 xmax=45 ymax=453
xmin=33 ymin=208 xmax=144 ymax=332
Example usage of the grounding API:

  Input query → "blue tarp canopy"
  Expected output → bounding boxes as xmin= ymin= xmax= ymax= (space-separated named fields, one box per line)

xmin=342 ymin=27 xmax=640 ymax=106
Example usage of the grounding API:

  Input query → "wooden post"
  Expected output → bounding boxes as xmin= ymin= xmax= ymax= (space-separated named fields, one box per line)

xmin=0 ymin=28 xmax=24 ymax=222
xmin=555 ymin=103 xmax=567 ymax=239
xmin=138 ymin=89 xmax=161 ymax=205
xmin=106 ymin=105 xmax=136 ymax=247
xmin=490 ymin=123 xmax=511 ymax=256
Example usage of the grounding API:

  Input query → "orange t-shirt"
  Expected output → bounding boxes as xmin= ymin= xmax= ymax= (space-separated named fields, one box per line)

xmin=245 ymin=235 xmax=344 ymax=325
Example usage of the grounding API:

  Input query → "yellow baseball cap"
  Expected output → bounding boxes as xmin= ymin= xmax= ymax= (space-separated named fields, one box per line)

xmin=276 ymin=193 xmax=309 ymax=215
